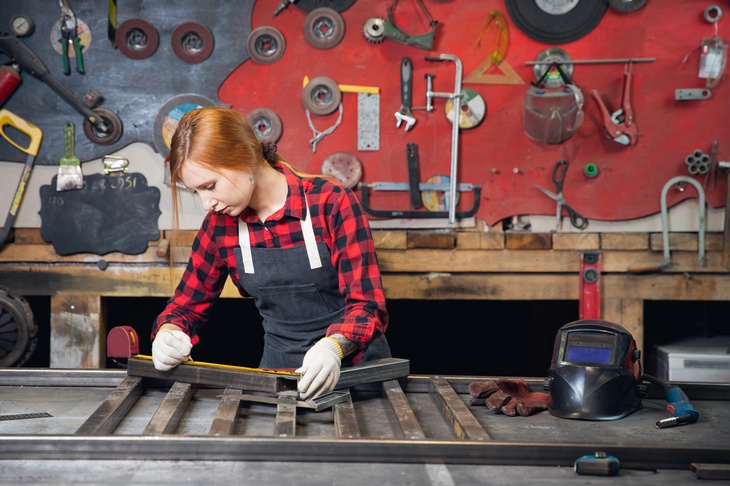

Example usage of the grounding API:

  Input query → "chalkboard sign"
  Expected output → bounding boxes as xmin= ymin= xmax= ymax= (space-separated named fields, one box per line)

xmin=39 ymin=173 xmax=161 ymax=256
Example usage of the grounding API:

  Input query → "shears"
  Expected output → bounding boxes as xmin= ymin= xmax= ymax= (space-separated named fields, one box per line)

xmin=535 ymin=159 xmax=588 ymax=230
xmin=590 ymin=62 xmax=637 ymax=145
xmin=59 ymin=0 xmax=85 ymax=75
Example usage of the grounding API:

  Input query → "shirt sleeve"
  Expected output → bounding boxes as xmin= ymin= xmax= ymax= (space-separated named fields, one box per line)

xmin=151 ymin=214 xmax=229 ymax=345
xmin=323 ymin=185 xmax=389 ymax=364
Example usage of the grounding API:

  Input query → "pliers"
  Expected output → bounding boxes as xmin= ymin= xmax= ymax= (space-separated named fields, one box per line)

xmin=59 ymin=0 xmax=84 ymax=75
xmin=590 ymin=62 xmax=637 ymax=145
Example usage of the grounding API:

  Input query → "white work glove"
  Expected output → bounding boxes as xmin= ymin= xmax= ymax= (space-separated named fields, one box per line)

xmin=151 ymin=329 xmax=192 ymax=371
xmin=296 ymin=337 xmax=343 ymax=400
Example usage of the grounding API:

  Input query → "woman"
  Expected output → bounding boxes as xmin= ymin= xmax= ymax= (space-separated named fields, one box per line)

xmin=151 ymin=106 xmax=390 ymax=400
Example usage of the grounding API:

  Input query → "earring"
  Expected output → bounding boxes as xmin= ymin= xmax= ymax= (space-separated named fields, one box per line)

xmin=249 ymin=173 xmax=255 ymax=185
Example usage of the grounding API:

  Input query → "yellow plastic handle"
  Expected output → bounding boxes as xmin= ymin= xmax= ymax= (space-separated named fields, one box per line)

xmin=0 ymin=109 xmax=43 ymax=157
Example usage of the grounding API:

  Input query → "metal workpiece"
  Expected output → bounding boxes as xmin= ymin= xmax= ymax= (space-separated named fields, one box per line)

xmin=0 ymin=370 xmax=729 ymax=472
xmin=660 ymin=176 xmax=706 ymax=267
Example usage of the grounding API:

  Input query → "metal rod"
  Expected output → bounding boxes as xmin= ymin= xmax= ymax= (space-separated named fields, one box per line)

xmin=525 ymin=57 xmax=656 ymax=65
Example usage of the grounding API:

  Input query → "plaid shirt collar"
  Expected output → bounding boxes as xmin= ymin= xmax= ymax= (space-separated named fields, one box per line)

xmin=239 ymin=163 xmax=307 ymax=223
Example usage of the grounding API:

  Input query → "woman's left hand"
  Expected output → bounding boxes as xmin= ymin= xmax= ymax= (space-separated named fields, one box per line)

xmin=296 ymin=337 xmax=343 ymax=400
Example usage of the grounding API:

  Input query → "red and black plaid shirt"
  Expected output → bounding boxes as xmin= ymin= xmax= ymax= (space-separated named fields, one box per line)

xmin=153 ymin=164 xmax=388 ymax=363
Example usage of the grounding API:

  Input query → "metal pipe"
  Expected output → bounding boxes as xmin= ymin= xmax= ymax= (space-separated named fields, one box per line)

xmin=525 ymin=57 xmax=656 ymax=65
xmin=660 ymin=176 xmax=706 ymax=267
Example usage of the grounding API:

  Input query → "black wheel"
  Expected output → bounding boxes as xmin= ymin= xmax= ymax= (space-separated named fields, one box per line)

xmin=505 ymin=0 xmax=609 ymax=44
xmin=245 ymin=108 xmax=283 ymax=144
xmin=116 ymin=18 xmax=159 ymax=60
xmin=303 ymin=7 xmax=345 ymax=50
xmin=302 ymin=76 xmax=341 ymax=115
xmin=247 ymin=26 xmax=286 ymax=64
xmin=0 ymin=287 xmax=38 ymax=367
xmin=294 ymin=0 xmax=356 ymax=13
xmin=83 ymin=108 xmax=123 ymax=145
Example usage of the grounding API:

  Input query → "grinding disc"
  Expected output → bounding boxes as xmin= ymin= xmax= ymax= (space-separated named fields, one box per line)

xmin=421 ymin=174 xmax=459 ymax=212
xmin=302 ymin=76 xmax=342 ymax=116
xmin=294 ymin=0 xmax=356 ymax=13
xmin=247 ymin=26 xmax=286 ymax=64
xmin=608 ymin=0 xmax=647 ymax=13
xmin=116 ymin=18 xmax=159 ymax=60
xmin=505 ymin=0 xmax=609 ymax=44
xmin=171 ymin=22 xmax=214 ymax=64
xmin=245 ymin=108 xmax=283 ymax=144
xmin=153 ymin=94 xmax=217 ymax=156
xmin=445 ymin=88 xmax=486 ymax=129
xmin=304 ymin=7 xmax=346 ymax=50
xmin=321 ymin=152 xmax=362 ymax=188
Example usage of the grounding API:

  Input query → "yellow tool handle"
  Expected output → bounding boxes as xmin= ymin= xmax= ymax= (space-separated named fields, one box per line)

xmin=0 ymin=109 xmax=43 ymax=157
xmin=302 ymin=76 xmax=379 ymax=94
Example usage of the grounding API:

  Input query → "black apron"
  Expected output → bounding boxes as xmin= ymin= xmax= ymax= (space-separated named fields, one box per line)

xmin=233 ymin=197 xmax=390 ymax=368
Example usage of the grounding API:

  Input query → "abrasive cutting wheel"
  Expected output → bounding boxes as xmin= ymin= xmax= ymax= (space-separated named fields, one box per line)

xmin=0 ymin=287 xmax=38 ymax=367
xmin=83 ymin=108 xmax=123 ymax=145
xmin=304 ymin=7 xmax=346 ymax=49
xmin=247 ymin=26 xmax=286 ymax=64
xmin=302 ymin=76 xmax=342 ymax=115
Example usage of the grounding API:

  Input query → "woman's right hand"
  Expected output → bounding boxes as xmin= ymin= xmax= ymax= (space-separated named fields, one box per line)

xmin=151 ymin=327 xmax=192 ymax=371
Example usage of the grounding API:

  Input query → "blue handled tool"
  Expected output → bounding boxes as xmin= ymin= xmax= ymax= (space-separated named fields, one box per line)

xmin=657 ymin=384 xmax=699 ymax=428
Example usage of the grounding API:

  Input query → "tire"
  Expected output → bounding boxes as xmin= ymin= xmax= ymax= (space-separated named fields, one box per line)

xmin=0 ymin=287 xmax=38 ymax=367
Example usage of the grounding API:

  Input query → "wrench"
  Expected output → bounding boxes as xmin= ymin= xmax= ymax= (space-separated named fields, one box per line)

xmin=395 ymin=57 xmax=416 ymax=131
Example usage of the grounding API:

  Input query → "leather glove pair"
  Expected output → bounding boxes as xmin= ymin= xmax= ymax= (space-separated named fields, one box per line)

xmin=151 ymin=329 xmax=192 ymax=371
xmin=296 ymin=337 xmax=343 ymax=400
xmin=468 ymin=379 xmax=549 ymax=416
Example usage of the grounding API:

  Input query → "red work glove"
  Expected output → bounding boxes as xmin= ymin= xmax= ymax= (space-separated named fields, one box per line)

xmin=468 ymin=379 xmax=549 ymax=417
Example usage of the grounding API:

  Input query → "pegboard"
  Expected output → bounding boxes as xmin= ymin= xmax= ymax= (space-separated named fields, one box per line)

xmin=2 ymin=0 xmax=728 ymax=227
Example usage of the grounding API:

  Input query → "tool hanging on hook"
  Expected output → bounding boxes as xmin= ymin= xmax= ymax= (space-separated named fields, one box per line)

xmin=591 ymin=62 xmax=638 ymax=145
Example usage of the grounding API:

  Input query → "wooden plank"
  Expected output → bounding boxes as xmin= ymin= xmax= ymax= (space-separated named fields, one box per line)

xmin=209 ymin=388 xmax=243 ymax=436
xmin=382 ymin=379 xmax=425 ymax=440
xmin=143 ymin=381 xmax=194 ymax=435
xmin=429 ymin=376 xmax=490 ymax=441
xmin=75 ymin=376 xmax=145 ymax=435
xmin=601 ymin=233 xmax=649 ymax=250
xmin=602 ymin=299 xmax=644 ymax=356
xmin=50 ymin=293 xmax=104 ymax=368
xmin=505 ymin=232 xmax=552 ymax=250
xmin=552 ymin=233 xmax=600 ymax=250
xmin=372 ymin=230 xmax=407 ymax=250
xmin=456 ymin=231 xmax=505 ymax=250
xmin=275 ymin=393 xmax=297 ymax=437
xmin=333 ymin=395 xmax=360 ymax=439
xmin=650 ymin=233 xmax=723 ymax=251
xmin=407 ymin=230 xmax=456 ymax=249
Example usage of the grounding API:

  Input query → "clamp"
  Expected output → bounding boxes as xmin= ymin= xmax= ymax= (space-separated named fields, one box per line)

xmin=591 ymin=62 xmax=637 ymax=145
xmin=59 ymin=0 xmax=85 ymax=75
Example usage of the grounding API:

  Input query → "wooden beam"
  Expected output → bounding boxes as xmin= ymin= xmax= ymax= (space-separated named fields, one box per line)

xmin=50 ymin=293 xmax=104 ymax=368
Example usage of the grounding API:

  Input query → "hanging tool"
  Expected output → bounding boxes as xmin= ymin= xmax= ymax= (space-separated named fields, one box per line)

xmin=56 ymin=121 xmax=83 ymax=191
xmin=59 ymin=0 xmax=85 ymax=75
xmin=474 ymin=9 xmax=509 ymax=68
xmin=591 ymin=62 xmax=638 ymax=145
xmin=395 ymin=57 xmax=416 ymax=131
xmin=535 ymin=160 xmax=588 ymax=230
xmin=579 ymin=251 xmax=601 ymax=320
xmin=0 ymin=33 xmax=120 ymax=143
xmin=0 ymin=109 xmax=43 ymax=250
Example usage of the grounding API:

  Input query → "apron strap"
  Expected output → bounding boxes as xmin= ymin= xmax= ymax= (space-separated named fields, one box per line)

xmin=238 ymin=195 xmax=322 ymax=274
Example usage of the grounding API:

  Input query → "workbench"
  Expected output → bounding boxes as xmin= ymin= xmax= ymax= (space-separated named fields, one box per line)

xmin=0 ymin=367 xmax=727 ymax=485
xmin=1 ymin=227 xmax=729 ymax=369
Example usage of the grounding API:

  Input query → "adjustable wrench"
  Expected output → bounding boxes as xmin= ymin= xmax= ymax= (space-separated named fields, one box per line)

xmin=395 ymin=57 xmax=416 ymax=131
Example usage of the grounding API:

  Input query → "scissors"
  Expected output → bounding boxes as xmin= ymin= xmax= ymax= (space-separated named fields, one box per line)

xmin=535 ymin=159 xmax=588 ymax=230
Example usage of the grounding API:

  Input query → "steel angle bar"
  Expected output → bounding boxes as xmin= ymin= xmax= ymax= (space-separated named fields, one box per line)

xmin=429 ymin=376 xmax=491 ymax=441
xmin=0 ymin=436 xmax=729 ymax=468
xmin=126 ymin=357 xmax=298 ymax=394
xmin=209 ymin=388 xmax=243 ymax=436
xmin=275 ymin=393 xmax=298 ymax=437
xmin=334 ymin=358 xmax=410 ymax=389
xmin=691 ymin=463 xmax=730 ymax=480
xmin=382 ymin=379 xmax=425 ymax=440
xmin=143 ymin=381 xmax=194 ymax=435
xmin=74 ymin=376 xmax=146 ymax=436
xmin=333 ymin=396 xmax=360 ymax=438
xmin=0 ymin=368 xmax=126 ymax=387
xmin=214 ymin=389 xmax=351 ymax=412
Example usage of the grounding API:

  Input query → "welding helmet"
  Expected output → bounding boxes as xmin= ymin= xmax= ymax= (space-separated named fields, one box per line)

xmin=547 ymin=319 xmax=642 ymax=421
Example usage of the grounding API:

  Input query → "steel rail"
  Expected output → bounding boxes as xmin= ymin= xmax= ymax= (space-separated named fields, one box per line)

xmin=0 ymin=435 xmax=727 ymax=469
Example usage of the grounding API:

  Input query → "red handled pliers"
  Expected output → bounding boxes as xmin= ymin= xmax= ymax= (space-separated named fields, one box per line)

xmin=590 ymin=62 xmax=637 ymax=145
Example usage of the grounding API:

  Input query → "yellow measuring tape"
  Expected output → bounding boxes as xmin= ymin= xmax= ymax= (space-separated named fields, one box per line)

xmin=134 ymin=354 xmax=300 ymax=376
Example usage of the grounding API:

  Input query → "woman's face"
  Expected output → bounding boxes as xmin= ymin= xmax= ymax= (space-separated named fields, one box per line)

xmin=180 ymin=159 xmax=253 ymax=218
